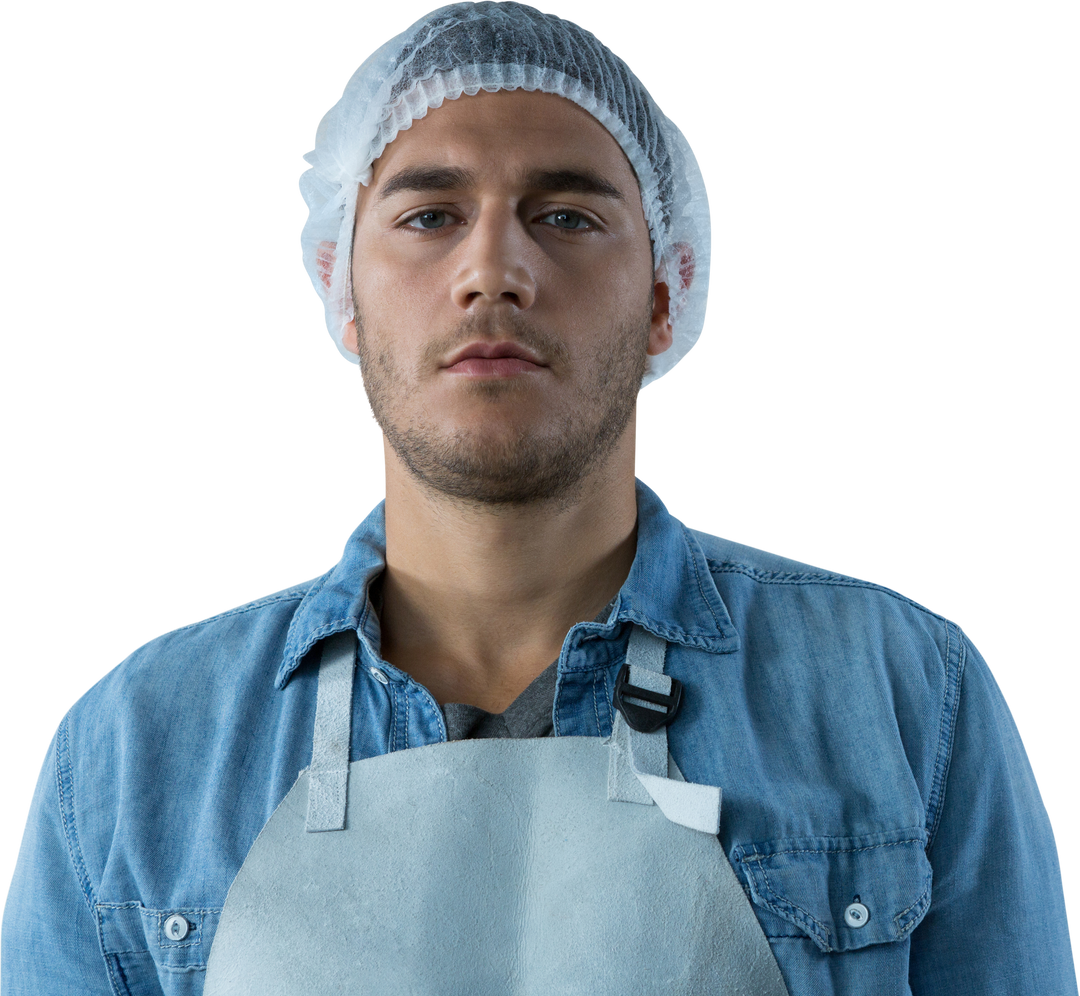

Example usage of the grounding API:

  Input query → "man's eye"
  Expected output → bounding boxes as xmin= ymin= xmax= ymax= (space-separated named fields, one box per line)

xmin=540 ymin=207 xmax=591 ymax=229
xmin=405 ymin=210 xmax=448 ymax=230
xmin=403 ymin=208 xmax=596 ymax=232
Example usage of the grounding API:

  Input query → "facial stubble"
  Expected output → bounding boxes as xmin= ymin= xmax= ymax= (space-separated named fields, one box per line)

xmin=354 ymin=305 xmax=652 ymax=507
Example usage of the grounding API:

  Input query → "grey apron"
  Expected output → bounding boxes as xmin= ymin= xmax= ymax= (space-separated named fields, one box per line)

xmin=204 ymin=626 xmax=790 ymax=995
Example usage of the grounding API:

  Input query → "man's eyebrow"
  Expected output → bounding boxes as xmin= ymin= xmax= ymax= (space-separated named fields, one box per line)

xmin=375 ymin=164 xmax=626 ymax=201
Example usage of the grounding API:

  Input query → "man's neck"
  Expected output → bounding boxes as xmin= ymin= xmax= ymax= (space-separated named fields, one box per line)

xmin=378 ymin=437 xmax=638 ymax=713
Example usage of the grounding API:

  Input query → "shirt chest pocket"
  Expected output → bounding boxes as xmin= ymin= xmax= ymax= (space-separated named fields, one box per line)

xmin=732 ymin=828 xmax=932 ymax=955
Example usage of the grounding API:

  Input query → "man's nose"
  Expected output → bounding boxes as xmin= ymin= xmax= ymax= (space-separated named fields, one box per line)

xmin=449 ymin=206 xmax=537 ymax=311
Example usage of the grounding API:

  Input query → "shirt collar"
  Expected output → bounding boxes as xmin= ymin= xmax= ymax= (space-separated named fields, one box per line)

xmin=276 ymin=479 xmax=739 ymax=689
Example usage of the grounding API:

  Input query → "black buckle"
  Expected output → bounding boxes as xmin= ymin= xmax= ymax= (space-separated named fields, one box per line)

xmin=611 ymin=663 xmax=683 ymax=733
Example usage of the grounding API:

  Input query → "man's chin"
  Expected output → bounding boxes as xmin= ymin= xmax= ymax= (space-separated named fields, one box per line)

xmin=387 ymin=428 xmax=597 ymax=508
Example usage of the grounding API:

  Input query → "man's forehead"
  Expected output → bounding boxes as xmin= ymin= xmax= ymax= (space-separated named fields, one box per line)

xmin=367 ymin=89 xmax=639 ymax=195
xmin=374 ymin=163 xmax=627 ymax=201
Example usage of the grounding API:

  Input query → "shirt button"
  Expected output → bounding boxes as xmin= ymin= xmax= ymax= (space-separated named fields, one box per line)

xmin=164 ymin=915 xmax=190 ymax=941
xmin=844 ymin=901 xmax=870 ymax=928
xmin=368 ymin=666 xmax=389 ymax=685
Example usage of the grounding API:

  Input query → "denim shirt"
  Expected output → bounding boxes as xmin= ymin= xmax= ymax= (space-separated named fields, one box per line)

xmin=4 ymin=481 xmax=1076 ymax=996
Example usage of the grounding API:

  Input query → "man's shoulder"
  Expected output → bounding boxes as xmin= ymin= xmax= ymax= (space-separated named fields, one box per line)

xmin=691 ymin=530 xmax=833 ymax=576
xmin=688 ymin=527 xmax=951 ymax=633
xmin=69 ymin=578 xmax=323 ymax=730
xmin=126 ymin=578 xmax=317 ymax=669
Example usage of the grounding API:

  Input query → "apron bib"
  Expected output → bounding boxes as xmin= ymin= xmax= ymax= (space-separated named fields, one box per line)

xmin=204 ymin=627 xmax=790 ymax=995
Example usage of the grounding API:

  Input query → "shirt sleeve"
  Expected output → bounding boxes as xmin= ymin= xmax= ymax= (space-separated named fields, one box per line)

xmin=908 ymin=633 xmax=1078 ymax=995
xmin=2 ymin=721 xmax=117 ymax=995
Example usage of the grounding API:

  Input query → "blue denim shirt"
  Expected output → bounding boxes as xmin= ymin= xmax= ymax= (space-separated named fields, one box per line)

xmin=4 ymin=481 xmax=1076 ymax=995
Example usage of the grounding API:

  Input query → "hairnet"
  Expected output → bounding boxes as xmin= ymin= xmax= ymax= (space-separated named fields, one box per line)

xmin=300 ymin=1 xmax=710 ymax=386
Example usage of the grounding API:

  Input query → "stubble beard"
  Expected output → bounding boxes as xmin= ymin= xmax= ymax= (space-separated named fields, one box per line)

xmin=354 ymin=304 xmax=651 ymax=508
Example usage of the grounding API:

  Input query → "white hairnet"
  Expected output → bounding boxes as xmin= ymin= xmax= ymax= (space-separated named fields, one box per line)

xmin=300 ymin=1 xmax=710 ymax=386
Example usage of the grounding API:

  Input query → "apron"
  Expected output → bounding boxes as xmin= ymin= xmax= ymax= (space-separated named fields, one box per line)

xmin=203 ymin=626 xmax=791 ymax=995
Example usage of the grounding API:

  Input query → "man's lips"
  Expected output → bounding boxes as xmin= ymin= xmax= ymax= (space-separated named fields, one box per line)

xmin=447 ymin=357 xmax=542 ymax=377
xmin=443 ymin=340 xmax=547 ymax=366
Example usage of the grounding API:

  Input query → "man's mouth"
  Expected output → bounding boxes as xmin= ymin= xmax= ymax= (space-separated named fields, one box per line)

xmin=445 ymin=356 xmax=543 ymax=376
xmin=440 ymin=339 xmax=548 ymax=367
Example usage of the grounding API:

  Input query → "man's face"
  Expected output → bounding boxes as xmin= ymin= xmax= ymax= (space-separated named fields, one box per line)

xmin=347 ymin=89 xmax=670 ymax=506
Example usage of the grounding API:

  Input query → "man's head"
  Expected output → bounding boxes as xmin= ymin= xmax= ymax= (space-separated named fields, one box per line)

xmin=301 ymin=3 xmax=710 ymax=376
xmin=344 ymin=88 xmax=670 ymax=505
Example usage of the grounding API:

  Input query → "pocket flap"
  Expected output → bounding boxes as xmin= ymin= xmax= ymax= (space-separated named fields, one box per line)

xmin=98 ymin=901 xmax=222 ymax=969
xmin=732 ymin=828 xmax=932 ymax=953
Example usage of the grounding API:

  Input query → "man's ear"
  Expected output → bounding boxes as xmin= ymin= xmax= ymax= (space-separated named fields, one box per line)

xmin=647 ymin=277 xmax=673 ymax=356
xmin=317 ymin=239 xmax=361 ymax=356
xmin=647 ymin=242 xmax=695 ymax=357
xmin=316 ymin=241 xmax=337 ymax=291
xmin=670 ymin=241 xmax=695 ymax=293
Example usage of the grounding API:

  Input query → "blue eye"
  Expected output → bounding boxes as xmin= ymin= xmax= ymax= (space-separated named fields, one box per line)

xmin=406 ymin=210 xmax=447 ymax=230
xmin=403 ymin=207 xmax=596 ymax=233
xmin=544 ymin=210 xmax=590 ymax=230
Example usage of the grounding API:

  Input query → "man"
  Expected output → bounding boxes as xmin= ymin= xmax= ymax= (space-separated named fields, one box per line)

xmin=3 ymin=3 xmax=1076 ymax=994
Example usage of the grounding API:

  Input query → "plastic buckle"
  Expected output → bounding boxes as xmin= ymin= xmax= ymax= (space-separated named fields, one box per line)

xmin=611 ymin=663 xmax=683 ymax=733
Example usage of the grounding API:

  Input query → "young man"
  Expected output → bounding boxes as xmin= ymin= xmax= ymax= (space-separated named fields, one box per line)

xmin=4 ymin=4 xmax=1076 ymax=994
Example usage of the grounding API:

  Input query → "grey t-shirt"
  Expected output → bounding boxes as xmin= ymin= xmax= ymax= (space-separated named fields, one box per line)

xmin=442 ymin=600 xmax=616 ymax=741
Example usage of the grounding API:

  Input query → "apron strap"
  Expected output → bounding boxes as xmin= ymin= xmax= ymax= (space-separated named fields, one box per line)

xmin=304 ymin=624 xmax=719 ymax=834
xmin=305 ymin=630 xmax=357 ymax=832
xmin=608 ymin=625 xmax=721 ymax=835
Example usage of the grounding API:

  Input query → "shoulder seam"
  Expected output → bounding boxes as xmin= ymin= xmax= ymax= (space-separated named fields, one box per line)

xmin=100 ymin=570 xmax=319 ymax=669
xmin=704 ymin=557 xmax=950 ymax=622
xmin=54 ymin=713 xmax=97 ymax=913
xmin=924 ymin=617 xmax=967 ymax=851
